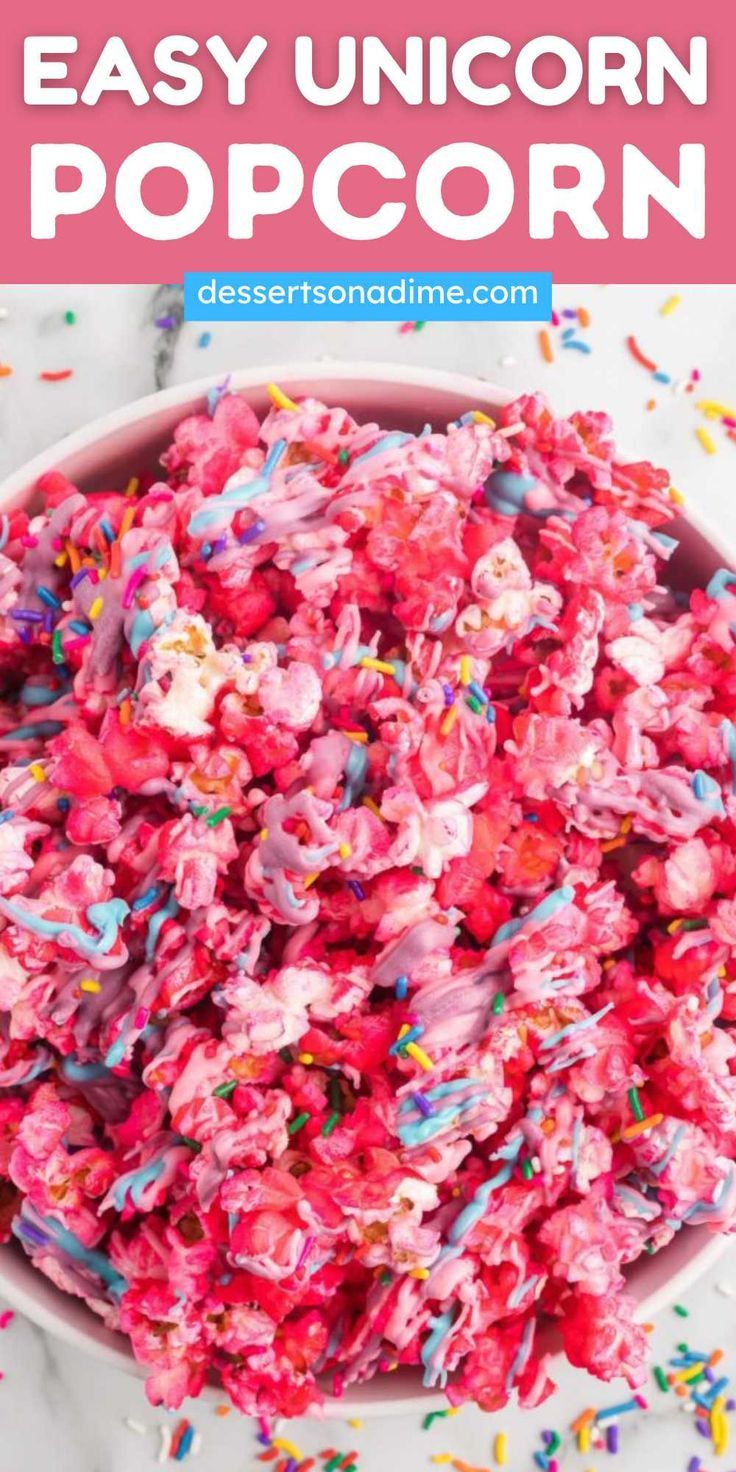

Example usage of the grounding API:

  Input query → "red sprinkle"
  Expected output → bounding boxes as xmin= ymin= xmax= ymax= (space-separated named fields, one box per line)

xmin=626 ymin=335 xmax=658 ymax=372
xmin=39 ymin=369 xmax=74 ymax=382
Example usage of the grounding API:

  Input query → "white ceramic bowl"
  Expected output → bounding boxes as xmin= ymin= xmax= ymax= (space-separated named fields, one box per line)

xmin=0 ymin=362 xmax=731 ymax=1417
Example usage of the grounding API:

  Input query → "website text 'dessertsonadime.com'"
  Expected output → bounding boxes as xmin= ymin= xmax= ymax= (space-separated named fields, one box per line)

xmin=184 ymin=271 xmax=552 ymax=321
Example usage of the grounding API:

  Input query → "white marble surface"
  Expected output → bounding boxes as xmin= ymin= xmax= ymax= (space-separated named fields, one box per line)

xmin=0 ymin=285 xmax=735 ymax=1471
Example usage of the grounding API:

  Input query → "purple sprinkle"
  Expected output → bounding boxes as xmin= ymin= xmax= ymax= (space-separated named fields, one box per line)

xmin=42 ymin=611 xmax=55 ymax=633
xmin=69 ymin=568 xmax=90 ymax=589
xmin=155 ymin=314 xmax=176 ymax=329
xmin=12 ymin=609 xmax=43 ymax=622
xmin=347 ymin=879 xmax=366 ymax=901
xmin=688 ymin=1458 xmax=702 ymax=1472
xmin=562 ymin=308 xmax=578 ymax=318
xmin=18 ymin=628 xmax=32 ymax=644
xmin=256 ymin=1433 xmax=272 ymax=1447
xmin=412 ymin=1092 xmax=433 ymax=1118
xmin=695 ymin=1420 xmax=711 ymax=1439
xmin=238 ymin=518 xmax=266 ymax=545
xmin=606 ymin=1424 xmax=619 ymax=1454
xmin=705 ymin=1366 xmax=716 ymax=1383
xmin=728 ymin=1398 xmax=736 ymax=1411
xmin=442 ymin=683 xmax=455 ymax=707
xmin=17 ymin=1220 xmax=48 ymax=1247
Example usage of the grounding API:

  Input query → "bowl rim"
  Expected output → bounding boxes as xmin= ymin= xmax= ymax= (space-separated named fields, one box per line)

xmin=0 ymin=359 xmax=732 ymax=1416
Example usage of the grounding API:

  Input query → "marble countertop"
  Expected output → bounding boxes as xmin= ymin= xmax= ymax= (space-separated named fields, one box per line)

xmin=0 ymin=284 xmax=735 ymax=1472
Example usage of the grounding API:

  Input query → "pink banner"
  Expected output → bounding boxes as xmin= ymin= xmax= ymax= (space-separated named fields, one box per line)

xmin=0 ymin=0 xmax=730 ymax=282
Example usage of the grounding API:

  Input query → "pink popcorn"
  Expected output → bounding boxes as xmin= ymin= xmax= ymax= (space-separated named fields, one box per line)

xmin=0 ymin=384 xmax=733 ymax=1419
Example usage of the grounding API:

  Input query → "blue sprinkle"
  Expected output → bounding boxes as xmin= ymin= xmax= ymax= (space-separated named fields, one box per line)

xmin=652 ymin=370 xmax=671 ymax=384
xmin=69 ymin=620 xmax=91 ymax=636
xmin=468 ymin=680 xmax=488 ymax=705
xmin=131 ymin=885 xmax=162 ymax=912
xmin=561 ymin=327 xmax=576 ymax=341
xmin=486 ymin=705 xmax=496 ymax=724
xmin=347 ymin=879 xmax=366 ymax=901
xmin=628 ymin=603 xmax=644 ymax=621
xmin=0 ymin=810 xmax=15 ymax=826
xmin=562 ymin=339 xmax=592 ymax=354
xmin=395 ymin=975 xmax=409 ymax=1000
xmin=693 ymin=772 xmax=706 ymax=800
xmin=37 ymin=586 xmax=61 ymax=609
xmin=198 ymin=331 xmax=212 ymax=348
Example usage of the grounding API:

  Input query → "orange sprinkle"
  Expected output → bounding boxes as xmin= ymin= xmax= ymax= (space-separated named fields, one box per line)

xmin=541 ymin=1118 xmax=556 ymax=1135
xmin=570 ymin=1408 xmax=597 ymax=1434
xmin=440 ymin=705 xmax=458 ymax=738
xmin=646 ymin=399 xmax=657 ymax=412
xmin=214 ymin=1404 xmax=231 ymax=1417
xmin=577 ymin=307 xmax=591 ymax=327
xmin=119 ymin=699 xmax=132 ymax=726
xmin=539 ymin=329 xmax=555 ymax=364
xmin=675 ymin=1384 xmax=688 ymax=1398
xmin=642 ymin=1322 xmax=655 ymax=1333
xmin=0 ymin=365 xmax=13 ymax=378
xmin=600 ymin=835 xmax=626 ymax=853
xmin=709 ymin=1349 xmax=725 ymax=1367
xmin=109 ymin=541 xmax=122 ymax=580
xmin=118 ymin=504 xmax=138 ymax=540
xmin=621 ymin=1112 xmax=664 ymax=1141
xmin=65 ymin=540 xmax=81 ymax=574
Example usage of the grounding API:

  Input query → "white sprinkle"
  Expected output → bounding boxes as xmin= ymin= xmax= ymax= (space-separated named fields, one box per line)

xmin=499 ymin=356 xmax=518 ymax=368
xmin=680 ymin=1400 xmax=696 ymax=1413
xmin=716 ymin=1281 xmax=736 ymax=1296
xmin=125 ymin=1417 xmax=147 ymax=1435
xmin=497 ymin=422 xmax=525 ymax=438
xmin=157 ymin=1424 xmax=172 ymax=1462
xmin=0 ymin=308 xmax=7 ymax=322
xmin=190 ymin=1432 xmax=203 ymax=1457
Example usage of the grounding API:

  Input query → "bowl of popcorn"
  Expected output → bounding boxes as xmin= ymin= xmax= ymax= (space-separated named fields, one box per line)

xmin=0 ymin=362 xmax=732 ymax=1418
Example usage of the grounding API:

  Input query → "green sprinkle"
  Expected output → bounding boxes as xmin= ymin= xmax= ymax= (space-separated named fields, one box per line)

xmin=654 ymin=1365 xmax=669 ymax=1392
xmin=546 ymin=1433 xmax=561 ymax=1456
xmin=51 ymin=629 xmax=64 ymax=664
xmin=279 ymin=1048 xmax=294 ymax=1064
xmin=322 ymin=1110 xmax=341 ymax=1136
xmin=465 ymin=694 xmax=484 ymax=714
xmin=337 ymin=448 xmax=351 ymax=465
xmin=422 ymin=1411 xmax=449 ymax=1429
xmin=288 ymin=1110 xmax=311 ymax=1135
xmin=206 ymin=806 xmax=232 ymax=827
xmin=179 ymin=1135 xmax=202 ymax=1153
xmin=325 ymin=1456 xmax=344 ymax=1472
xmin=64 ymin=310 xmax=76 ymax=325
xmin=679 ymin=918 xmax=708 ymax=931
xmin=677 ymin=1342 xmax=690 ymax=1353
xmin=521 ymin=1159 xmax=534 ymax=1181
xmin=379 ymin=1269 xmax=393 ymax=1286
xmin=329 ymin=1076 xmax=343 ymax=1111
xmin=492 ymin=991 xmax=505 ymax=1016
xmin=213 ymin=1080 xmax=237 ymax=1099
xmin=190 ymin=804 xmax=208 ymax=817
xmin=674 ymin=1304 xmax=689 ymax=1317
xmin=628 ymin=1086 xmax=645 ymax=1122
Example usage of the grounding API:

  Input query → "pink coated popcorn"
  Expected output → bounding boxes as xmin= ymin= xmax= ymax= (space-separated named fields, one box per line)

xmin=0 ymin=382 xmax=734 ymax=1418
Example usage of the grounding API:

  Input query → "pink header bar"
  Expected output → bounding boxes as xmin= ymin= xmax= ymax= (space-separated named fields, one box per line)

xmin=0 ymin=0 xmax=730 ymax=283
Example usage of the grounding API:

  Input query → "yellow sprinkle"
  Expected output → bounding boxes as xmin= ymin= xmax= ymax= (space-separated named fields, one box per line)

xmin=667 ymin=918 xmax=684 ymax=934
xmin=711 ymin=1395 xmax=727 ymax=1454
xmin=272 ymin=1439 xmax=302 ymax=1461
xmin=347 ymin=1419 xmax=363 ymax=1429
xmin=472 ymin=410 xmax=496 ymax=426
xmin=696 ymin=399 xmax=736 ymax=420
xmin=97 ymin=568 xmax=108 ymax=581
xmin=267 ymin=382 xmax=299 ymax=413
xmin=669 ymin=487 xmax=685 ymax=506
xmin=338 ymin=842 xmax=352 ymax=860
xmin=343 ymin=730 xmax=369 ymax=743
xmin=89 ymin=596 xmax=104 ymax=619
xmin=718 ymin=967 xmax=727 ymax=978
xmin=297 ymin=1052 xmax=314 ymax=1065
xmin=660 ymin=294 xmax=682 ymax=317
xmin=54 ymin=552 xmax=68 ymax=568
xmin=118 ymin=504 xmax=138 ymax=539
xmin=362 ymin=796 xmax=384 ymax=820
xmin=494 ymin=1432 xmax=508 ymax=1465
xmin=303 ymin=873 xmax=319 ymax=889
xmin=409 ymin=1267 xmax=429 ymax=1279
xmin=673 ymin=1362 xmax=705 ymax=1383
xmin=259 ymin=829 xmax=269 ymax=841
xmin=459 ymin=655 xmax=472 ymax=686
xmin=29 ymin=764 xmax=46 ymax=782
xmin=125 ymin=476 xmax=140 ymax=497
xmin=359 ymin=656 xmax=396 ymax=675
xmin=578 ymin=1424 xmax=591 ymax=1454
xmin=440 ymin=705 xmax=458 ymax=738
xmin=79 ymin=979 xmax=101 ymax=994
xmin=696 ymin=426 xmax=717 ymax=456
xmin=431 ymin=1458 xmax=453 ymax=1465
xmin=405 ymin=1041 xmax=434 ymax=1071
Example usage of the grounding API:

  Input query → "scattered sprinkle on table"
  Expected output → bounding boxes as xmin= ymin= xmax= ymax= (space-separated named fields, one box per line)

xmin=39 ymin=369 xmax=73 ymax=382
